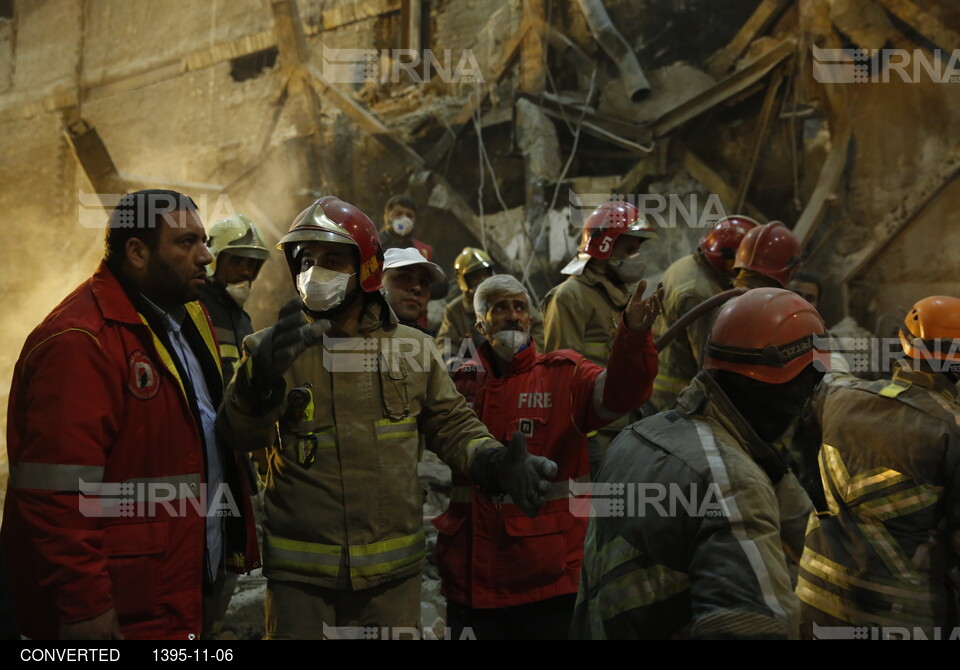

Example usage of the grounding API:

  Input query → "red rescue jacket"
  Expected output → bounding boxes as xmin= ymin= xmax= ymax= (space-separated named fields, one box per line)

xmin=433 ymin=320 xmax=657 ymax=608
xmin=2 ymin=263 xmax=259 ymax=640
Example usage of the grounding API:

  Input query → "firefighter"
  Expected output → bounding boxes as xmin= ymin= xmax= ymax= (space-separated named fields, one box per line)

xmin=732 ymin=221 xmax=801 ymax=290
xmin=215 ymin=196 xmax=557 ymax=638
xmin=541 ymin=201 xmax=658 ymax=477
xmin=797 ymin=296 xmax=960 ymax=638
xmin=573 ymin=288 xmax=825 ymax=639
xmin=198 ymin=214 xmax=271 ymax=383
xmin=435 ymin=274 xmax=662 ymax=639
xmin=650 ymin=215 xmax=758 ymax=411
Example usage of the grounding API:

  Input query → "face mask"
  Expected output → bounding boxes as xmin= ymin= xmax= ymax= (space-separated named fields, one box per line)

xmin=390 ymin=216 xmax=414 ymax=237
xmin=225 ymin=281 xmax=252 ymax=307
xmin=297 ymin=266 xmax=354 ymax=313
xmin=488 ymin=329 xmax=530 ymax=362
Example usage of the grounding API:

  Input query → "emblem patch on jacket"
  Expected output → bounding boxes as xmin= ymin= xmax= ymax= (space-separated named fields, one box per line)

xmin=127 ymin=350 xmax=160 ymax=400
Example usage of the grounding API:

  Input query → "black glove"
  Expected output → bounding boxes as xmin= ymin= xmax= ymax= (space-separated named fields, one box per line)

xmin=235 ymin=298 xmax=330 ymax=410
xmin=470 ymin=433 xmax=558 ymax=517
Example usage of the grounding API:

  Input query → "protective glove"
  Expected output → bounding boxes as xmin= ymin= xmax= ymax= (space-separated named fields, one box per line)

xmin=235 ymin=297 xmax=330 ymax=410
xmin=484 ymin=432 xmax=558 ymax=517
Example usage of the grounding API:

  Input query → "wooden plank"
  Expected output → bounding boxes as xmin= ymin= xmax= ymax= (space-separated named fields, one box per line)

xmin=792 ymin=119 xmax=851 ymax=248
xmin=652 ymin=38 xmax=795 ymax=138
xmin=322 ymin=0 xmax=402 ymax=31
xmin=521 ymin=0 xmax=546 ymax=94
xmin=680 ymin=144 xmax=769 ymax=223
xmin=837 ymin=147 xmax=960 ymax=283
xmin=304 ymin=63 xmax=424 ymax=167
xmin=422 ymin=18 xmax=530 ymax=168
xmin=63 ymin=118 xmax=126 ymax=199
xmin=706 ymin=0 xmax=793 ymax=78
xmin=875 ymin=0 xmax=960 ymax=53
xmin=272 ymin=0 xmax=310 ymax=70
xmin=735 ymin=66 xmax=786 ymax=211
xmin=400 ymin=0 xmax=422 ymax=51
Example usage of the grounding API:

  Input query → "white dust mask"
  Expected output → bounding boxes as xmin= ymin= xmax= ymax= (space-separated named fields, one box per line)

xmin=297 ymin=266 xmax=354 ymax=312
xmin=489 ymin=330 xmax=531 ymax=362
xmin=390 ymin=215 xmax=414 ymax=237
xmin=225 ymin=281 xmax=251 ymax=307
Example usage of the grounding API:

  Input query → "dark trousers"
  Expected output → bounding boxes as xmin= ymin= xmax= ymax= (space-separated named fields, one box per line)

xmin=446 ymin=594 xmax=576 ymax=640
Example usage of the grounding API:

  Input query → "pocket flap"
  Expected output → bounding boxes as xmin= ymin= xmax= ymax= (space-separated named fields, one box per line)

xmin=432 ymin=512 xmax=467 ymax=536
xmin=503 ymin=510 xmax=575 ymax=538
xmin=103 ymin=522 xmax=168 ymax=557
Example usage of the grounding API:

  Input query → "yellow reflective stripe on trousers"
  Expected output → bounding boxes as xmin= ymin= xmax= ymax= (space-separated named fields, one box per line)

xmin=9 ymin=463 xmax=105 ymax=491
xmin=348 ymin=529 xmax=426 ymax=577
xmin=264 ymin=530 xmax=426 ymax=579
xmin=375 ymin=416 xmax=418 ymax=440
xmin=264 ymin=534 xmax=341 ymax=577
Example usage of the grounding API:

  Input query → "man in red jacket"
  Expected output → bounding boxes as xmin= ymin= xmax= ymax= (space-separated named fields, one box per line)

xmin=2 ymin=190 xmax=259 ymax=640
xmin=433 ymin=274 xmax=663 ymax=639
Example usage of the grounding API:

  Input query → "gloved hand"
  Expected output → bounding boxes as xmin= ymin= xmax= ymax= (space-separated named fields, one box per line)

xmin=237 ymin=298 xmax=330 ymax=409
xmin=496 ymin=432 xmax=559 ymax=517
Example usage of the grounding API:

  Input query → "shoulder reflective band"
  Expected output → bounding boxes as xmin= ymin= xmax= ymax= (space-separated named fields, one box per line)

xmin=705 ymin=334 xmax=821 ymax=368
xmin=879 ymin=381 xmax=910 ymax=398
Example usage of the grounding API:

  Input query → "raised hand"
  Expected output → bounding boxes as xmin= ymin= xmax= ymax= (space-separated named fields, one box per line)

xmin=625 ymin=280 xmax=665 ymax=333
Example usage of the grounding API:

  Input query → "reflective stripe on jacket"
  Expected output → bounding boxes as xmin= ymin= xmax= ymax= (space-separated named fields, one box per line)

xmin=218 ymin=297 xmax=500 ymax=590
xmin=572 ymin=371 xmax=808 ymax=639
xmin=1 ymin=262 xmax=259 ymax=640
xmin=797 ymin=364 xmax=960 ymax=633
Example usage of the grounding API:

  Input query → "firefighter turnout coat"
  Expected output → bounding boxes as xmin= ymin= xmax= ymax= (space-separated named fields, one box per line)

xmin=572 ymin=370 xmax=811 ymax=639
xmin=216 ymin=297 xmax=500 ymax=590
xmin=797 ymin=363 xmax=960 ymax=634
xmin=651 ymin=252 xmax=727 ymax=411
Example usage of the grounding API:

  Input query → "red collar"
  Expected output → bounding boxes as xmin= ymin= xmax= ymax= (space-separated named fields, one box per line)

xmin=90 ymin=261 xmax=148 ymax=325
xmin=477 ymin=337 xmax=538 ymax=378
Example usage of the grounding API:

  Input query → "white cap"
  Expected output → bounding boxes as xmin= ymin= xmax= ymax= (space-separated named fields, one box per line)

xmin=383 ymin=247 xmax=445 ymax=283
